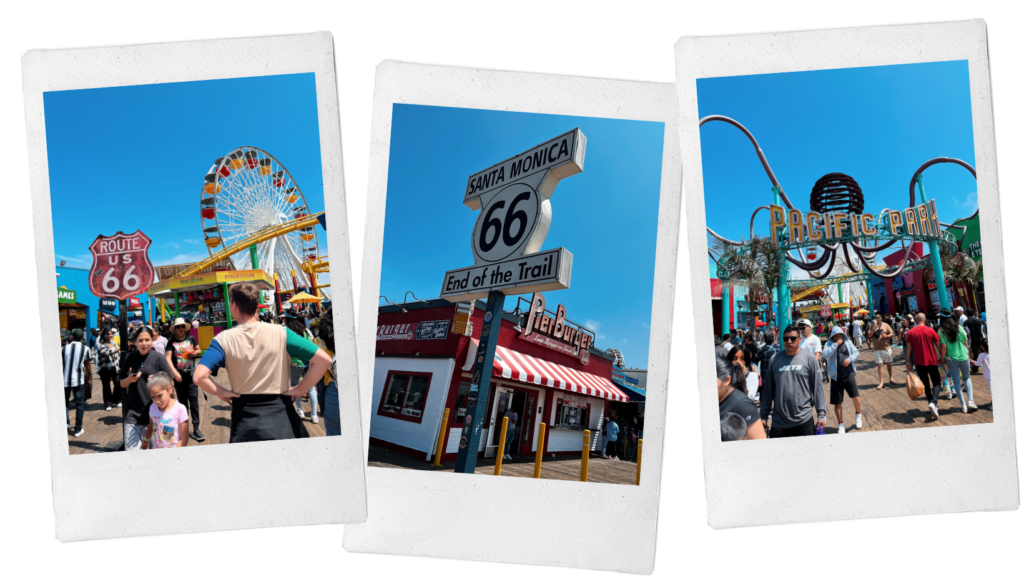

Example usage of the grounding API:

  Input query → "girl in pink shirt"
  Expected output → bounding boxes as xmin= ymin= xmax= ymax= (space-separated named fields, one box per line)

xmin=143 ymin=372 xmax=190 ymax=449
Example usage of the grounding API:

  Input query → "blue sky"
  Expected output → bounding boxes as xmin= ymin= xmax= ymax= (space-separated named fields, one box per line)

xmin=44 ymin=73 xmax=329 ymax=292
xmin=697 ymin=60 xmax=977 ymax=278
xmin=381 ymin=105 xmax=665 ymax=369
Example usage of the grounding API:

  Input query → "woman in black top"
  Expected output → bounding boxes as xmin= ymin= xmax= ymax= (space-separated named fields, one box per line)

xmin=118 ymin=326 xmax=173 ymax=451
xmin=717 ymin=355 xmax=766 ymax=440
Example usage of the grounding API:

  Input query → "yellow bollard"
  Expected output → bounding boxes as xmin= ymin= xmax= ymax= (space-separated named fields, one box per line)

xmin=432 ymin=408 xmax=450 ymax=467
xmin=580 ymin=430 xmax=591 ymax=482
xmin=533 ymin=423 xmax=546 ymax=479
xmin=494 ymin=416 xmax=509 ymax=476
xmin=635 ymin=438 xmax=643 ymax=486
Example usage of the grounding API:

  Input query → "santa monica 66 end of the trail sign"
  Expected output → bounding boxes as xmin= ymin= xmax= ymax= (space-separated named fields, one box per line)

xmin=444 ymin=128 xmax=585 ymax=474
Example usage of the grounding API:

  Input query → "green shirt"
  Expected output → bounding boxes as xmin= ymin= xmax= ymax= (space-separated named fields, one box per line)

xmin=287 ymin=328 xmax=319 ymax=365
xmin=940 ymin=326 xmax=969 ymax=362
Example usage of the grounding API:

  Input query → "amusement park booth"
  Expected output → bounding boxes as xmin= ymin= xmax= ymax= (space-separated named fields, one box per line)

xmin=57 ymin=286 xmax=90 ymax=340
xmin=370 ymin=296 xmax=629 ymax=463
xmin=147 ymin=269 xmax=275 ymax=350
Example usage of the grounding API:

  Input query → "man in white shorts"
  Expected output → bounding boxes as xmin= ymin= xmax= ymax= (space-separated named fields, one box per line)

xmin=852 ymin=316 xmax=863 ymax=348
xmin=870 ymin=314 xmax=894 ymax=389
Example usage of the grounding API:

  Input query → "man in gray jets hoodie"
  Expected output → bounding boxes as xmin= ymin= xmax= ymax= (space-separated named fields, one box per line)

xmin=760 ymin=325 xmax=827 ymax=437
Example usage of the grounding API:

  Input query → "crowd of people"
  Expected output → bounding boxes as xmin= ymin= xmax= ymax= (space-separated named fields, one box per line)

xmin=60 ymin=281 xmax=341 ymax=449
xmin=598 ymin=412 xmax=643 ymax=462
xmin=716 ymin=304 xmax=991 ymax=440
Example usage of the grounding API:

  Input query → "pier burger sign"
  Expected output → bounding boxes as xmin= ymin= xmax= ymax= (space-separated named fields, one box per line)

xmin=440 ymin=128 xmax=585 ymax=302
xmin=519 ymin=292 xmax=594 ymax=364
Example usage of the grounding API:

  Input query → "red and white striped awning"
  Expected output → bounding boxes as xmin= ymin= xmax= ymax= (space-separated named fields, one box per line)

xmin=464 ymin=339 xmax=629 ymax=402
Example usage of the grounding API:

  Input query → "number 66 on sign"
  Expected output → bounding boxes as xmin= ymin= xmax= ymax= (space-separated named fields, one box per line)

xmin=88 ymin=230 xmax=156 ymax=300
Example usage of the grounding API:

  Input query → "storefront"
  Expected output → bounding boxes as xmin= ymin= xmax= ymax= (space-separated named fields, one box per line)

xmin=370 ymin=296 xmax=629 ymax=463
xmin=147 ymin=269 xmax=274 ymax=349
xmin=57 ymin=286 xmax=90 ymax=340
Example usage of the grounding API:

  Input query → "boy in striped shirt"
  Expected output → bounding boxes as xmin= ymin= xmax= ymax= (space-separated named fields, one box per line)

xmin=62 ymin=328 xmax=93 ymax=437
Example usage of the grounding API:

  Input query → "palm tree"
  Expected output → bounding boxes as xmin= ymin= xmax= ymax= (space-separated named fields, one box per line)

xmin=711 ymin=235 xmax=785 ymax=332
xmin=941 ymin=251 xmax=980 ymax=310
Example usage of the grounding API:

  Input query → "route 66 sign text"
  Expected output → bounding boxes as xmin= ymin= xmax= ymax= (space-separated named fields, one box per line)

xmin=88 ymin=230 xmax=155 ymax=300
xmin=441 ymin=129 xmax=585 ymax=301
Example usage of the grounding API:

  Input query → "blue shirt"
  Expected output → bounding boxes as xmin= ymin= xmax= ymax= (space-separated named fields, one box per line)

xmin=606 ymin=421 xmax=619 ymax=441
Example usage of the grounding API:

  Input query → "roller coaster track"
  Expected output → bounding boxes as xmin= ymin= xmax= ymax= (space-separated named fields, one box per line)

xmin=170 ymin=212 xmax=326 ymax=279
xmin=789 ymin=266 xmax=884 ymax=303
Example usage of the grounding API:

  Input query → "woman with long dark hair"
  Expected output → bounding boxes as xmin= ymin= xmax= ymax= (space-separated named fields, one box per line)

xmin=939 ymin=315 xmax=974 ymax=412
xmin=717 ymin=355 xmax=766 ymax=440
xmin=312 ymin=307 xmax=340 ymax=436
xmin=118 ymin=325 xmax=175 ymax=450
xmin=285 ymin=314 xmax=319 ymax=423
xmin=727 ymin=343 xmax=761 ymax=400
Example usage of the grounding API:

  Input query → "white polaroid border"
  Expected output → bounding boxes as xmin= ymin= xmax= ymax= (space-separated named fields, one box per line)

xmin=24 ymin=32 xmax=367 ymax=541
xmin=676 ymin=20 xmax=1019 ymax=528
xmin=344 ymin=61 xmax=681 ymax=573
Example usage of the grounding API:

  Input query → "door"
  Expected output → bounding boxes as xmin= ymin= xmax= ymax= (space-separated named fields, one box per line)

xmin=507 ymin=392 xmax=527 ymax=456
xmin=519 ymin=390 xmax=538 ymax=455
xmin=488 ymin=388 xmax=512 ymax=448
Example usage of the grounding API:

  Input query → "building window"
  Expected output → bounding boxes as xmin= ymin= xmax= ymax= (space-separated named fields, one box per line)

xmin=554 ymin=398 xmax=589 ymax=430
xmin=377 ymin=371 xmax=432 ymax=424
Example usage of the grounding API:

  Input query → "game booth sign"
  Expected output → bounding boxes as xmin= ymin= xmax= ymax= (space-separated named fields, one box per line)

xmin=369 ymin=293 xmax=628 ymax=464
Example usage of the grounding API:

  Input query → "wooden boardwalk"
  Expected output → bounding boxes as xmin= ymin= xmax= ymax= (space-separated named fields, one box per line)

xmin=65 ymin=370 xmax=325 ymax=454
xmin=368 ymin=444 xmax=640 ymax=485
xmin=765 ymin=343 xmax=993 ymax=434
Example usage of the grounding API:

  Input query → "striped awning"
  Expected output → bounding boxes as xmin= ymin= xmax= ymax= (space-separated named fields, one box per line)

xmin=464 ymin=339 xmax=629 ymax=402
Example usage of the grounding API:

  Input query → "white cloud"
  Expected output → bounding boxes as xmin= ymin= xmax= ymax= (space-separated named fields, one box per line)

xmin=182 ymin=238 xmax=200 ymax=244
xmin=154 ymin=252 xmax=211 ymax=266
xmin=957 ymin=191 xmax=979 ymax=213
xmin=584 ymin=319 xmax=607 ymax=342
xmin=168 ymin=242 xmax=181 ymax=250
xmin=642 ymin=322 xmax=650 ymax=329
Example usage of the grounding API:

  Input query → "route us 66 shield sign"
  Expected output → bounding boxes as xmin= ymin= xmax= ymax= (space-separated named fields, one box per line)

xmin=88 ymin=230 xmax=155 ymax=300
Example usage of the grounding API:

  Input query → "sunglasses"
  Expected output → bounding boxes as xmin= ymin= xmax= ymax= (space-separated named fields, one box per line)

xmin=782 ymin=336 xmax=800 ymax=342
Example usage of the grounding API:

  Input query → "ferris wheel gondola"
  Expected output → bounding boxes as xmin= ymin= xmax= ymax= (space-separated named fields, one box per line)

xmin=198 ymin=146 xmax=319 ymax=291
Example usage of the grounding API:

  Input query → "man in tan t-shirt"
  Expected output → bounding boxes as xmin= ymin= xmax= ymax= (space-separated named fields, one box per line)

xmin=870 ymin=314 xmax=894 ymax=389
xmin=194 ymin=282 xmax=333 ymax=442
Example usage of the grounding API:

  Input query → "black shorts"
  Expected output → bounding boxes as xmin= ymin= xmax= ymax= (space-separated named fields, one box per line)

xmin=830 ymin=372 xmax=860 ymax=405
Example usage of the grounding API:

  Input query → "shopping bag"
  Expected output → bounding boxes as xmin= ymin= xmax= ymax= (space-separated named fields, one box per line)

xmin=906 ymin=369 xmax=924 ymax=399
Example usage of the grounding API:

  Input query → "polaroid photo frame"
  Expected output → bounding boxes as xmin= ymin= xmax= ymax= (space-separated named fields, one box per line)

xmin=344 ymin=61 xmax=681 ymax=573
xmin=24 ymin=32 xmax=367 ymax=540
xmin=676 ymin=20 xmax=1018 ymax=528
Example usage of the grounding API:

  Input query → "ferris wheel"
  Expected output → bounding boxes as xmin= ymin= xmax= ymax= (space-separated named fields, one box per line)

xmin=199 ymin=146 xmax=319 ymax=291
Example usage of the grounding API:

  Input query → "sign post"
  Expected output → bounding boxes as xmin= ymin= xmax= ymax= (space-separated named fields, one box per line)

xmin=453 ymin=291 xmax=505 ymax=473
xmin=915 ymin=175 xmax=951 ymax=311
xmin=448 ymin=129 xmax=586 ymax=474
xmin=87 ymin=230 xmax=156 ymax=394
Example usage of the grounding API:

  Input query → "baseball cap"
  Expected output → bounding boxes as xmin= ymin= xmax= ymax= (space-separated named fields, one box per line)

xmin=955 ymin=306 xmax=964 ymax=312
xmin=796 ymin=318 xmax=812 ymax=327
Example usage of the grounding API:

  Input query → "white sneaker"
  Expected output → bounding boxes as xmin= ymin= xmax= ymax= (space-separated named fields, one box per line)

xmin=838 ymin=423 xmax=846 ymax=434
xmin=968 ymin=401 xmax=978 ymax=410
xmin=74 ymin=429 xmax=85 ymax=438
xmin=855 ymin=413 xmax=863 ymax=429
xmin=297 ymin=409 xmax=305 ymax=418
xmin=961 ymin=403 xmax=968 ymax=413
xmin=929 ymin=403 xmax=940 ymax=419
xmin=115 ymin=402 xmax=122 ymax=407
xmin=312 ymin=413 xmax=319 ymax=424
